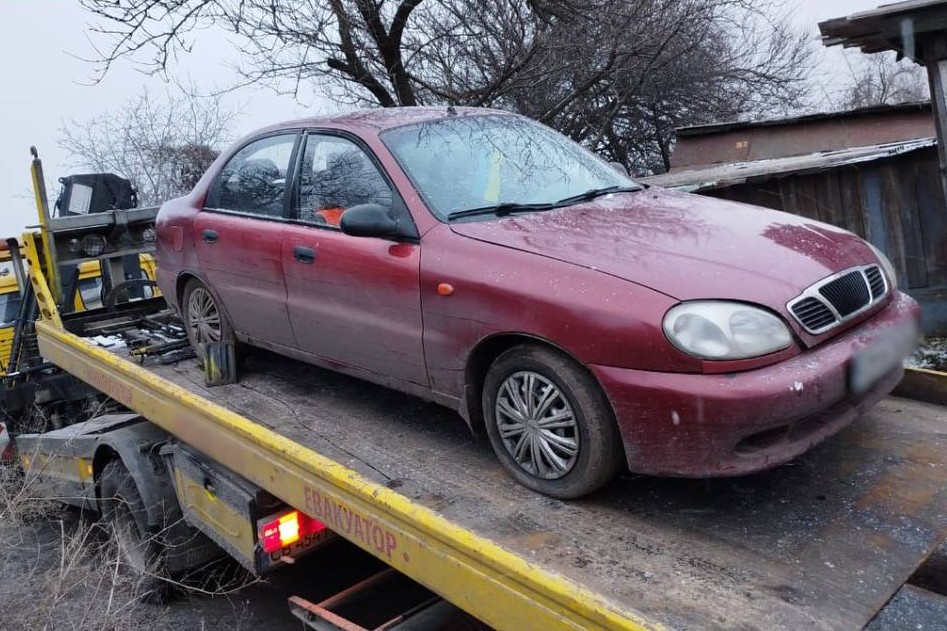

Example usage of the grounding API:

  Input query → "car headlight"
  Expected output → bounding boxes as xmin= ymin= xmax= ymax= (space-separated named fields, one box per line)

xmin=663 ymin=301 xmax=793 ymax=360
xmin=867 ymin=242 xmax=898 ymax=290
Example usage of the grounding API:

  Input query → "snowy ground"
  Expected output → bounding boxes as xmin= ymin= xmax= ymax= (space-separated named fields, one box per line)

xmin=909 ymin=337 xmax=947 ymax=372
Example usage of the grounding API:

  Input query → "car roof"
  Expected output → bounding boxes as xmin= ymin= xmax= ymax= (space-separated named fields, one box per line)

xmin=254 ymin=106 xmax=516 ymax=136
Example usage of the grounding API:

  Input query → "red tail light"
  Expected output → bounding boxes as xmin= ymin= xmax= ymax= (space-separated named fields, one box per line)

xmin=259 ymin=510 xmax=326 ymax=554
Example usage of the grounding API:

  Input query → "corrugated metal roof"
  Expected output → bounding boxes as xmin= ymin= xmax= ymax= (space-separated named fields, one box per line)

xmin=640 ymin=137 xmax=937 ymax=192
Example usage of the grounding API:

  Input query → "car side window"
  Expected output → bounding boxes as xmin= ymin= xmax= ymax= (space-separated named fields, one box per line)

xmin=294 ymin=135 xmax=393 ymax=229
xmin=207 ymin=134 xmax=298 ymax=218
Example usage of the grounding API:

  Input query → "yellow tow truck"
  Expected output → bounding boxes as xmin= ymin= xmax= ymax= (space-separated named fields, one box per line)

xmin=3 ymin=149 xmax=947 ymax=630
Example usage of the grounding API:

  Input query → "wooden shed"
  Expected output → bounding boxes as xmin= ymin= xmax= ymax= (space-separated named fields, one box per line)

xmin=643 ymin=102 xmax=947 ymax=335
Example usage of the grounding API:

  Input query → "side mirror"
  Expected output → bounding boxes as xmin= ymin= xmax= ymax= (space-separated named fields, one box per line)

xmin=340 ymin=203 xmax=400 ymax=238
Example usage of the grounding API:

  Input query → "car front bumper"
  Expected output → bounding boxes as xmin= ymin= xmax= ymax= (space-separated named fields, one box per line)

xmin=591 ymin=291 xmax=920 ymax=477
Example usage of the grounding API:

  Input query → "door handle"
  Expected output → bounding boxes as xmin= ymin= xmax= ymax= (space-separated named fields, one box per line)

xmin=293 ymin=245 xmax=317 ymax=264
xmin=202 ymin=229 xmax=219 ymax=244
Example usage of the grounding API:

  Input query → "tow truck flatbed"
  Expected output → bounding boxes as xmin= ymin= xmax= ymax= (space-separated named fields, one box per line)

xmin=37 ymin=319 xmax=947 ymax=631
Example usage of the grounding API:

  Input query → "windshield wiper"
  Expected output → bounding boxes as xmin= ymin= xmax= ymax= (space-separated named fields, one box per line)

xmin=447 ymin=202 xmax=555 ymax=221
xmin=446 ymin=185 xmax=641 ymax=221
xmin=552 ymin=185 xmax=642 ymax=208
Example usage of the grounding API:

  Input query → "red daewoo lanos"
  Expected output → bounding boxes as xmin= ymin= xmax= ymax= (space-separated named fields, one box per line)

xmin=156 ymin=107 xmax=920 ymax=498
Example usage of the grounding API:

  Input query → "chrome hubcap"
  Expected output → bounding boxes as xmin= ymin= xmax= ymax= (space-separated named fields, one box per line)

xmin=187 ymin=287 xmax=221 ymax=345
xmin=495 ymin=371 xmax=579 ymax=479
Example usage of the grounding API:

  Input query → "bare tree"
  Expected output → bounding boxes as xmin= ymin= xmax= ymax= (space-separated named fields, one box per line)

xmin=840 ymin=51 xmax=929 ymax=110
xmin=78 ymin=0 xmax=813 ymax=174
xmin=59 ymin=88 xmax=236 ymax=205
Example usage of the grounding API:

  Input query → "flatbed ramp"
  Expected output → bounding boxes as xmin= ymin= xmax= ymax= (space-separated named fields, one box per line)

xmin=37 ymin=321 xmax=947 ymax=630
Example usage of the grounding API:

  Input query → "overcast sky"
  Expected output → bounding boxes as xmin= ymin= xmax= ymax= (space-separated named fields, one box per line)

xmin=0 ymin=0 xmax=903 ymax=236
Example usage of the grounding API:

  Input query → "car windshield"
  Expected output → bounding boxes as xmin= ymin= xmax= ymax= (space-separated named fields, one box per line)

xmin=381 ymin=115 xmax=639 ymax=221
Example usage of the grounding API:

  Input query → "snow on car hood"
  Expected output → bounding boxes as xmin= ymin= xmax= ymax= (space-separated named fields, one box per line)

xmin=449 ymin=187 xmax=876 ymax=312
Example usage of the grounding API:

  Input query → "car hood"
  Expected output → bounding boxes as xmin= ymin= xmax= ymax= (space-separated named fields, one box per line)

xmin=448 ymin=187 xmax=876 ymax=311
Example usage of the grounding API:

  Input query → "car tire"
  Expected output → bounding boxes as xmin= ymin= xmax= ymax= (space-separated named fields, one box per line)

xmin=99 ymin=460 xmax=171 ymax=604
xmin=482 ymin=344 xmax=625 ymax=499
xmin=181 ymin=278 xmax=237 ymax=366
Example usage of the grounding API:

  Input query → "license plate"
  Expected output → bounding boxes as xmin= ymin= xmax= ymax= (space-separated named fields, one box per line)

xmin=259 ymin=529 xmax=334 ymax=572
xmin=849 ymin=320 xmax=919 ymax=394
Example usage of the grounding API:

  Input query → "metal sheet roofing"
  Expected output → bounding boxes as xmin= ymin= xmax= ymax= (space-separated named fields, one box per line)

xmin=819 ymin=0 xmax=947 ymax=56
xmin=640 ymin=137 xmax=937 ymax=192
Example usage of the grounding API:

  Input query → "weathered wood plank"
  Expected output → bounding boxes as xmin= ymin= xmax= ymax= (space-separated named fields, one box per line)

xmin=894 ymin=159 xmax=930 ymax=289
xmin=792 ymin=175 xmax=822 ymax=221
xmin=837 ymin=168 xmax=867 ymax=237
xmin=914 ymin=152 xmax=947 ymax=287
xmin=814 ymin=171 xmax=846 ymax=228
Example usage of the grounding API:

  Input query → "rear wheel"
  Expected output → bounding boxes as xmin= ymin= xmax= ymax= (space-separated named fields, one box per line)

xmin=99 ymin=460 xmax=171 ymax=603
xmin=181 ymin=278 xmax=236 ymax=365
xmin=482 ymin=345 xmax=625 ymax=499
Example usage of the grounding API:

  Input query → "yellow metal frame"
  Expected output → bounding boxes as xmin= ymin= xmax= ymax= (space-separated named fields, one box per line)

xmin=36 ymin=319 xmax=659 ymax=631
xmin=23 ymin=232 xmax=62 ymax=329
xmin=29 ymin=154 xmax=59 ymax=304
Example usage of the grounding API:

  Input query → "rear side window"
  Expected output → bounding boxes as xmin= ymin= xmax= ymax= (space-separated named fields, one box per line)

xmin=293 ymin=135 xmax=392 ymax=228
xmin=207 ymin=134 xmax=298 ymax=218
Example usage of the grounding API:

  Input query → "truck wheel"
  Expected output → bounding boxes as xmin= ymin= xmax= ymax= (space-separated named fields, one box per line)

xmin=482 ymin=345 xmax=625 ymax=499
xmin=182 ymin=278 xmax=236 ymax=366
xmin=99 ymin=460 xmax=171 ymax=604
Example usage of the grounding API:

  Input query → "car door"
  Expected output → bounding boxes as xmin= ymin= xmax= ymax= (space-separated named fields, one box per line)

xmin=282 ymin=132 xmax=427 ymax=388
xmin=195 ymin=132 xmax=299 ymax=347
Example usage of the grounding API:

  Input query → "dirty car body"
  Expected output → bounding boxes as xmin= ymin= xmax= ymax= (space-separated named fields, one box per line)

xmin=155 ymin=107 xmax=920 ymax=498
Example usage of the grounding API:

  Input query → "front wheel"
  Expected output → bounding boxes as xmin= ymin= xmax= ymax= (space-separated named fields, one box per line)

xmin=482 ymin=345 xmax=625 ymax=499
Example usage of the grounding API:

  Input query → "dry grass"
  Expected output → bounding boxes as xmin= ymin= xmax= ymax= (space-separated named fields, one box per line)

xmin=0 ymin=460 xmax=258 ymax=631
xmin=0 ymin=460 xmax=161 ymax=630
xmin=0 ymin=457 xmax=59 ymax=525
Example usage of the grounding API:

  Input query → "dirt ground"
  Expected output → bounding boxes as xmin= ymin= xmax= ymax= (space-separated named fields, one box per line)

xmin=0 ymin=501 xmax=313 ymax=631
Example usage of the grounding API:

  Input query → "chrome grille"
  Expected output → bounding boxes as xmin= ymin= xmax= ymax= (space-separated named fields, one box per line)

xmin=787 ymin=264 xmax=888 ymax=335
xmin=790 ymin=297 xmax=836 ymax=332
xmin=818 ymin=270 xmax=870 ymax=317
xmin=865 ymin=265 xmax=885 ymax=299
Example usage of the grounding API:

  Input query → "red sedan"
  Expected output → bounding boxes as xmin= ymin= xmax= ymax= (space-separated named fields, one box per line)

xmin=156 ymin=107 xmax=919 ymax=498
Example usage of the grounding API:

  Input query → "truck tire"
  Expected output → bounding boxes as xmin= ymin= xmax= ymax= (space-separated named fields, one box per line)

xmin=99 ymin=460 xmax=171 ymax=604
xmin=482 ymin=344 xmax=625 ymax=499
